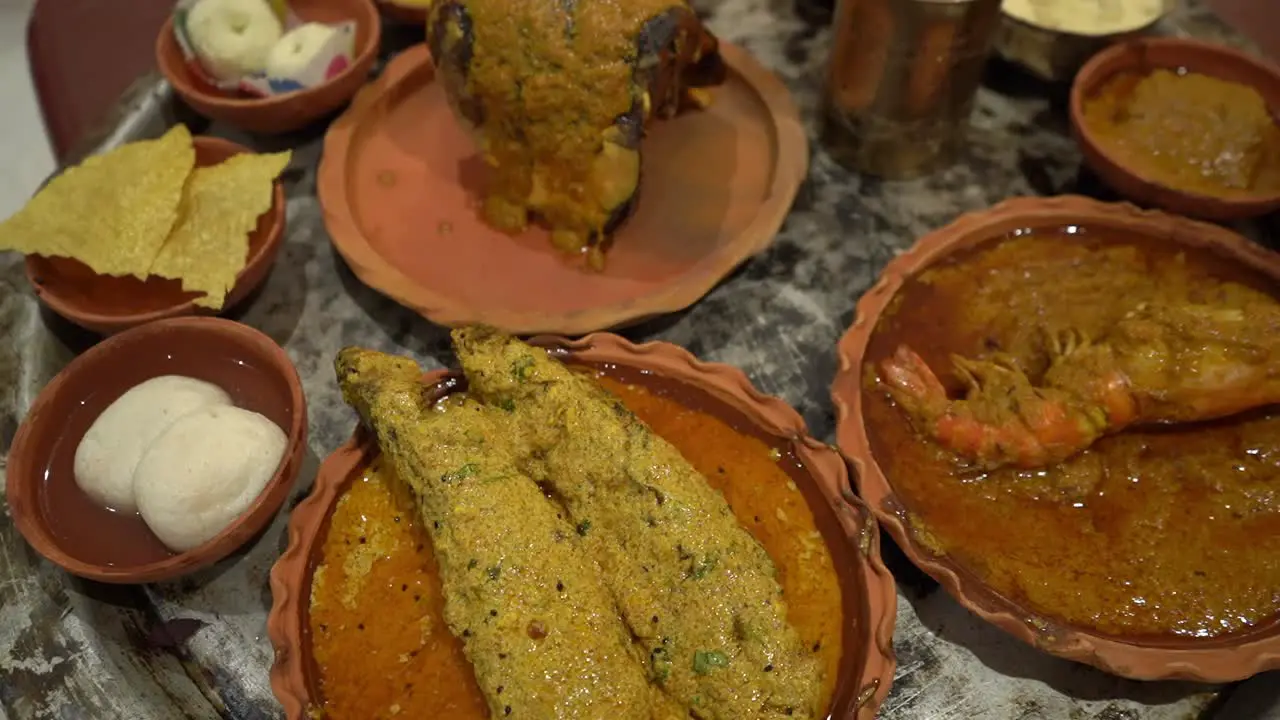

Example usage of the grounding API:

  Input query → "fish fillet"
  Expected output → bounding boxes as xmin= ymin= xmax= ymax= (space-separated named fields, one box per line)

xmin=335 ymin=348 xmax=669 ymax=720
xmin=452 ymin=327 xmax=824 ymax=720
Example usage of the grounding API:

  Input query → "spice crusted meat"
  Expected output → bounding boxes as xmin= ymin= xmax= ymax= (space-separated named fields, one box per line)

xmin=427 ymin=0 xmax=724 ymax=268
xmin=335 ymin=349 xmax=673 ymax=720
xmin=453 ymin=327 xmax=824 ymax=720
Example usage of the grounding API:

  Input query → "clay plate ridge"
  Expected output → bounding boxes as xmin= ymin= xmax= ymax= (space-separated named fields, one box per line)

xmin=268 ymin=333 xmax=897 ymax=719
xmin=317 ymin=42 xmax=808 ymax=335
xmin=831 ymin=194 xmax=1280 ymax=682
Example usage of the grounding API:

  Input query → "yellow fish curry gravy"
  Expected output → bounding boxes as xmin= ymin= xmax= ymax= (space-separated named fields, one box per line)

xmin=310 ymin=363 xmax=847 ymax=718
xmin=863 ymin=227 xmax=1280 ymax=639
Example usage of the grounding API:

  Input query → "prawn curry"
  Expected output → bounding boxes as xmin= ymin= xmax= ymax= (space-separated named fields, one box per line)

xmin=310 ymin=330 xmax=843 ymax=719
xmin=863 ymin=227 xmax=1280 ymax=638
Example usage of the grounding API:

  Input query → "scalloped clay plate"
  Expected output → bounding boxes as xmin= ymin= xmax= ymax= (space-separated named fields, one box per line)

xmin=831 ymin=195 xmax=1280 ymax=682
xmin=268 ymin=333 xmax=896 ymax=718
xmin=318 ymin=43 xmax=807 ymax=335
xmin=25 ymin=136 xmax=287 ymax=336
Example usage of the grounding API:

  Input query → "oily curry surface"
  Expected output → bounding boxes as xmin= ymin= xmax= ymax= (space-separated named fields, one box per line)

xmin=310 ymin=375 xmax=842 ymax=718
xmin=1082 ymin=69 xmax=1280 ymax=197
xmin=863 ymin=228 xmax=1280 ymax=638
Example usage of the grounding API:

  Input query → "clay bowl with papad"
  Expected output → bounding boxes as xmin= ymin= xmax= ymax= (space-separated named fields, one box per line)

xmin=831 ymin=194 xmax=1280 ymax=682
xmin=1070 ymin=37 xmax=1280 ymax=221
xmin=5 ymin=317 xmax=308 ymax=584
xmin=319 ymin=42 xmax=808 ymax=335
xmin=267 ymin=333 xmax=897 ymax=719
xmin=156 ymin=0 xmax=381 ymax=134
xmin=26 ymin=136 xmax=287 ymax=336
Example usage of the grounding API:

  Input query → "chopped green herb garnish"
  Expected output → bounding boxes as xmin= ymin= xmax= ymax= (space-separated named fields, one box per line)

xmin=693 ymin=650 xmax=729 ymax=675
xmin=576 ymin=519 xmax=592 ymax=536
xmin=511 ymin=356 xmax=535 ymax=381
xmin=499 ymin=397 xmax=516 ymax=412
xmin=691 ymin=555 xmax=718 ymax=580
xmin=487 ymin=565 xmax=502 ymax=581
xmin=441 ymin=463 xmax=480 ymax=483
xmin=467 ymin=558 xmax=478 ymax=570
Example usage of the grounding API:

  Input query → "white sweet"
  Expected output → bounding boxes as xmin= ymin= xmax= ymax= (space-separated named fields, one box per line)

xmin=1003 ymin=0 xmax=1165 ymax=37
xmin=73 ymin=376 xmax=232 ymax=513
xmin=265 ymin=22 xmax=340 ymax=80
xmin=134 ymin=405 xmax=287 ymax=553
xmin=187 ymin=0 xmax=284 ymax=82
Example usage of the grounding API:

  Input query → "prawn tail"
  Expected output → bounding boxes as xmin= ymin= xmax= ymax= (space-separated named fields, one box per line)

xmin=879 ymin=345 xmax=950 ymax=422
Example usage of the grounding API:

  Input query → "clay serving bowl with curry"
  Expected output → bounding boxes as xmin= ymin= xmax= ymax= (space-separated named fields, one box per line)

xmin=833 ymin=195 xmax=1280 ymax=682
xmin=1070 ymin=37 xmax=1280 ymax=221
xmin=268 ymin=333 xmax=897 ymax=719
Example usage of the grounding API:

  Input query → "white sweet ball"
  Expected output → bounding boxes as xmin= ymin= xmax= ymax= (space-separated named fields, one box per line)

xmin=187 ymin=0 xmax=284 ymax=82
xmin=74 ymin=375 xmax=232 ymax=513
xmin=135 ymin=405 xmax=288 ymax=553
xmin=265 ymin=22 xmax=340 ymax=80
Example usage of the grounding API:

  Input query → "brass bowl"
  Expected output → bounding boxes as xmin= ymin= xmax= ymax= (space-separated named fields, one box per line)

xmin=993 ymin=3 xmax=1168 ymax=83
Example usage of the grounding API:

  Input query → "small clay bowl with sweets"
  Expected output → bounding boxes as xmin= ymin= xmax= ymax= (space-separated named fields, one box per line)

xmin=833 ymin=195 xmax=1280 ymax=682
xmin=27 ymin=136 xmax=287 ymax=336
xmin=6 ymin=317 xmax=307 ymax=584
xmin=267 ymin=333 xmax=897 ymax=719
xmin=1070 ymin=37 xmax=1280 ymax=220
xmin=156 ymin=0 xmax=381 ymax=134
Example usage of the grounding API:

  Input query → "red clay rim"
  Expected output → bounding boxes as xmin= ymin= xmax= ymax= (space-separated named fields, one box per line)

xmin=832 ymin=194 xmax=1280 ymax=682
xmin=267 ymin=333 xmax=897 ymax=719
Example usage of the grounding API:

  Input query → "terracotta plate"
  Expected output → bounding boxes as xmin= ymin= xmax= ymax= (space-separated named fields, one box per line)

xmin=268 ymin=334 xmax=896 ymax=718
xmin=319 ymin=44 xmax=807 ymax=335
xmin=831 ymin=195 xmax=1280 ymax=682
xmin=25 ymin=136 xmax=287 ymax=336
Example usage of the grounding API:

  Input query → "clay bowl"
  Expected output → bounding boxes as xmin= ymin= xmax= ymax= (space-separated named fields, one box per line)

xmin=832 ymin=195 xmax=1280 ymax=682
xmin=267 ymin=334 xmax=897 ymax=718
xmin=1070 ymin=37 xmax=1280 ymax=221
xmin=5 ymin=317 xmax=308 ymax=584
xmin=319 ymin=42 xmax=808 ymax=335
xmin=156 ymin=0 xmax=381 ymax=134
xmin=26 ymin=136 xmax=287 ymax=336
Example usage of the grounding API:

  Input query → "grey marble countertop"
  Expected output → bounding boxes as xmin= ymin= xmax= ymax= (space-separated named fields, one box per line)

xmin=1 ymin=0 xmax=1278 ymax=718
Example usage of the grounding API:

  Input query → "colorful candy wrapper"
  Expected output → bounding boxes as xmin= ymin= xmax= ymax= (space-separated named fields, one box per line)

xmin=172 ymin=0 xmax=357 ymax=98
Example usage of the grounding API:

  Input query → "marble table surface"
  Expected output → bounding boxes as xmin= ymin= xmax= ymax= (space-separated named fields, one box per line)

xmin=1 ymin=0 xmax=1277 ymax=718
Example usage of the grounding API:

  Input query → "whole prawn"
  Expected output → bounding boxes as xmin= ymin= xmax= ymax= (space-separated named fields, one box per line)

xmin=879 ymin=300 xmax=1280 ymax=470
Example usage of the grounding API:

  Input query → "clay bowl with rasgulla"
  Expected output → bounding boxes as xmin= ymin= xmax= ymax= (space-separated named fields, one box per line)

xmin=5 ymin=317 xmax=308 ymax=584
